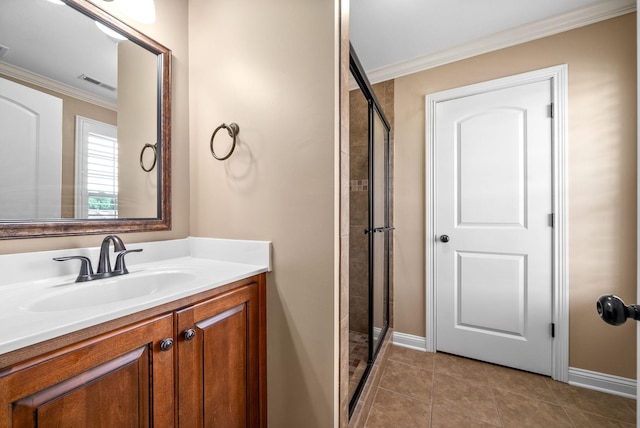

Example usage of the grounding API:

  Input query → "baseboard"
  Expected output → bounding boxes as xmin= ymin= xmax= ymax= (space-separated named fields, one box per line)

xmin=568 ymin=367 xmax=636 ymax=399
xmin=391 ymin=332 xmax=427 ymax=351
xmin=391 ymin=333 xmax=636 ymax=399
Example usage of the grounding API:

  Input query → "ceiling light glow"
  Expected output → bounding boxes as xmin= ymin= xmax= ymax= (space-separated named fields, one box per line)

xmin=114 ymin=0 xmax=156 ymax=24
xmin=95 ymin=21 xmax=128 ymax=41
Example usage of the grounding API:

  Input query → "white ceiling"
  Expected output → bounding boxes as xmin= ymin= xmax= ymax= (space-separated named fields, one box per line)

xmin=2 ymin=0 xmax=634 ymax=101
xmin=0 ymin=0 xmax=119 ymax=104
xmin=350 ymin=0 xmax=636 ymax=82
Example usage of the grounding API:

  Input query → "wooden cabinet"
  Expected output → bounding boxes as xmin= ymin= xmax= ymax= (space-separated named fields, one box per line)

xmin=0 ymin=314 xmax=175 ymax=427
xmin=177 ymin=282 xmax=265 ymax=427
xmin=0 ymin=274 xmax=267 ymax=428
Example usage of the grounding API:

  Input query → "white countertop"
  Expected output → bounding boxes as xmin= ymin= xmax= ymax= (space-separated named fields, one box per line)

xmin=0 ymin=237 xmax=271 ymax=356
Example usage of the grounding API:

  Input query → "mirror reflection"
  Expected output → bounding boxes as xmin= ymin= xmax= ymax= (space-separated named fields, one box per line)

xmin=0 ymin=0 xmax=161 ymax=221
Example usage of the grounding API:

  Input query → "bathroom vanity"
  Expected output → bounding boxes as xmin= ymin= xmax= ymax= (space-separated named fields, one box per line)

xmin=0 ymin=238 xmax=270 ymax=427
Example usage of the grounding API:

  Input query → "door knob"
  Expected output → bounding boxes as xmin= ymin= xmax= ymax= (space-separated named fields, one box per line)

xmin=596 ymin=295 xmax=640 ymax=326
xmin=440 ymin=235 xmax=450 ymax=243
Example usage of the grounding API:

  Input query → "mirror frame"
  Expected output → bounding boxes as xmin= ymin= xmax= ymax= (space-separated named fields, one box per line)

xmin=0 ymin=0 xmax=171 ymax=240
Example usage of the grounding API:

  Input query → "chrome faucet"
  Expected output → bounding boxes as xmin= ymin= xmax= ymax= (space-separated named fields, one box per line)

xmin=53 ymin=235 xmax=142 ymax=282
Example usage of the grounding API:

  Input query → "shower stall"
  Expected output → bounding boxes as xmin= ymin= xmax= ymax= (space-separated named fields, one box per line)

xmin=348 ymin=44 xmax=392 ymax=416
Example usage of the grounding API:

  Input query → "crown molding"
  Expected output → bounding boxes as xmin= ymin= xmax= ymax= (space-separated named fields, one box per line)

xmin=365 ymin=0 xmax=636 ymax=84
xmin=0 ymin=61 xmax=117 ymax=110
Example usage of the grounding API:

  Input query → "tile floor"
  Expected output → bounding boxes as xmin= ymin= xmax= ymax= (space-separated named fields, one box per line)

xmin=350 ymin=330 xmax=370 ymax=397
xmin=363 ymin=345 xmax=636 ymax=427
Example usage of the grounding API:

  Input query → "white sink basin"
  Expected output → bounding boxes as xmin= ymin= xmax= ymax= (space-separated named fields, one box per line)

xmin=27 ymin=271 xmax=197 ymax=312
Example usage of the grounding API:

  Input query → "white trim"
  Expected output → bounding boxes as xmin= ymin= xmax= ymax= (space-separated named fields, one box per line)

xmin=392 ymin=332 xmax=428 ymax=351
xmin=636 ymin=0 xmax=640 ymax=418
xmin=425 ymin=65 xmax=569 ymax=382
xmin=568 ymin=367 xmax=637 ymax=399
xmin=0 ymin=61 xmax=117 ymax=111
xmin=365 ymin=0 xmax=635 ymax=85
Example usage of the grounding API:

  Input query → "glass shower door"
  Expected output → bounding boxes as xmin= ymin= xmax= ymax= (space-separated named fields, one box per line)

xmin=371 ymin=108 xmax=390 ymax=354
xmin=348 ymin=43 xmax=392 ymax=417
xmin=348 ymin=73 xmax=370 ymax=403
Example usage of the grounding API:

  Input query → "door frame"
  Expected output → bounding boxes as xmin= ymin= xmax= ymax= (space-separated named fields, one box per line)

xmin=424 ymin=65 xmax=569 ymax=381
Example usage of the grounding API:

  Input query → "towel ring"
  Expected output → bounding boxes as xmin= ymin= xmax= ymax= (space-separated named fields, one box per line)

xmin=140 ymin=143 xmax=157 ymax=172
xmin=210 ymin=122 xmax=239 ymax=161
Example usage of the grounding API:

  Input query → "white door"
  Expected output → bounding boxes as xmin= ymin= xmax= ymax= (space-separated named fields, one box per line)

xmin=0 ymin=76 xmax=62 ymax=219
xmin=434 ymin=79 xmax=554 ymax=375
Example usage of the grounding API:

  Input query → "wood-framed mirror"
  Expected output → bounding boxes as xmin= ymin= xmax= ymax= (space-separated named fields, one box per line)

xmin=0 ymin=0 xmax=171 ymax=239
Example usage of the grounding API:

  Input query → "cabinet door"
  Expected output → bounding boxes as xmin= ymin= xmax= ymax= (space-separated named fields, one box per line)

xmin=0 ymin=314 xmax=174 ymax=427
xmin=177 ymin=283 xmax=264 ymax=428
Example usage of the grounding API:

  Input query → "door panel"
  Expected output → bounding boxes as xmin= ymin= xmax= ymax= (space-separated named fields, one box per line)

xmin=176 ymin=284 xmax=260 ymax=428
xmin=456 ymin=251 xmax=526 ymax=337
xmin=0 ymin=314 xmax=174 ymax=428
xmin=200 ymin=305 xmax=248 ymax=428
xmin=372 ymin=108 xmax=389 ymax=350
xmin=457 ymin=108 xmax=525 ymax=227
xmin=0 ymin=76 xmax=62 ymax=218
xmin=436 ymin=79 xmax=553 ymax=375
xmin=13 ymin=348 xmax=147 ymax=428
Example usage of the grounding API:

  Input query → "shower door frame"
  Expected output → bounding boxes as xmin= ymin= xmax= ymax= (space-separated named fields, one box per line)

xmin=349 ymin=43 xmax=392 ymax=417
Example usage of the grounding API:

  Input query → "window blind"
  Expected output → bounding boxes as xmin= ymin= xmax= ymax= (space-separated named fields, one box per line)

xmin=86 ymin=132 xmax=118 ymax=219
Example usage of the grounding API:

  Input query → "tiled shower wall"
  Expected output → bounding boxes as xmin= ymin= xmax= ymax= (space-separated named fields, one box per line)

xmin=349 ymin=82 xmax=370 ymax=335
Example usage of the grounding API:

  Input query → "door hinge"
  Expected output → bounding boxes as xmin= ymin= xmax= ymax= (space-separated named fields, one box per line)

xmin=549 ymin=103 xmax=554 ymax=118
xmin=549 ymin=213 xmax=555 ymax=227
xmin=551 ymin=323 xmax=555 ymax=338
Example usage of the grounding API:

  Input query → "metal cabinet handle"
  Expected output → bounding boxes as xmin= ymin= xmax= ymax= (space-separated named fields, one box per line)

xmin=440 ymin=235 xmax=450 ymax=243
xmin=183 ymin=329 xmax=196 ymax=341
xmin=159 ymin=338 xmax=174 ymax=351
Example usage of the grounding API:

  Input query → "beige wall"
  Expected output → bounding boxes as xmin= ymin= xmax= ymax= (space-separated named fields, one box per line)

xmin=394 ymin=14 xmax=637 ymax=378
xmin=0 ymin=0 xmax=190 ymax=253
xmin=188 ymin=1 xmax=339 ymax=427
xmin=118 ymin=40 xmax=158 ymax=218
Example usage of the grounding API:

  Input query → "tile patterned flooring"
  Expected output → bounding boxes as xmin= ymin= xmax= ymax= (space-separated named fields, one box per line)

xmin=350 ymin=330 xmax=369 ymax=377
xmin=363 ymin=345 xmax=637 ymax=427
xmin=349 ymin=330 xmax=369 ymax=398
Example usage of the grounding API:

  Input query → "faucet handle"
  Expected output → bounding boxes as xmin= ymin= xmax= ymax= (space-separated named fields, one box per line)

xmin=53 ymin=256 xmax=95 ymax=282
xmin=114 ymin=249 xmax=143 ymax=275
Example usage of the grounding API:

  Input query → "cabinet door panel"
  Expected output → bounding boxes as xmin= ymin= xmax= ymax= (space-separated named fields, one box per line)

xmin=202 ymin=304 xmax=248 ymax=428
xmin=14 ymin=347 xmax=146 ymax=427
xmin=177 ymin=284 xmax=259 ymax=428
xmin=0 ymin=314 xmax=174 ymax=428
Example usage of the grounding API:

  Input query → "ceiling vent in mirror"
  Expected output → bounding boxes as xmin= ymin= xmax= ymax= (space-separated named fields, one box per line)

xmin=0 ymin=45 xmax=9 ymax=59
xmin=77 ymin=74 xmax=116 ymax=92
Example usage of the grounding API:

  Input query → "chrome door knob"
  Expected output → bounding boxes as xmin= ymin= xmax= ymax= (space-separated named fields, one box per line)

xmin=440 ymin=235 xmax=450 ymax=243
